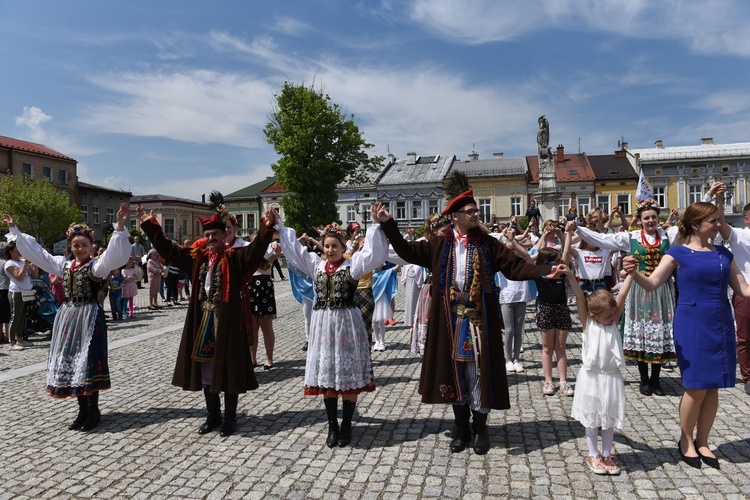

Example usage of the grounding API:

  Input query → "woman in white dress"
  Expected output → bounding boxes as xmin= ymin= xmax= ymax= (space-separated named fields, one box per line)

xmin=276 ymin=204 xmax=388 ymax=448
xmin=2 ymin=204 xmax=132 ymax=431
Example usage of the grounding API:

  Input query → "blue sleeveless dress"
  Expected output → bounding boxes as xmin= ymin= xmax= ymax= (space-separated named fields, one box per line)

xmin=668 ymin=245 xmax=736 ymax=389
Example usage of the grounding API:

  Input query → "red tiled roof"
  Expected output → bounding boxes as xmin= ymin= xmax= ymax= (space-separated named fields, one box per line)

xmin=260 ymin=181 xmax=286 ymax=194
xmin=526 ymin=152 xmax=596 ymax=184
xmin=0 ymin=135 xmax=76 ymax=162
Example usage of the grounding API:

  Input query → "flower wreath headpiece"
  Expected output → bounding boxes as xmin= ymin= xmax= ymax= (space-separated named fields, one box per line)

xmin=323 ymin=222 xmax=347 ymax=242
xmin=428 ymin=213 xmax=452 ymax=232
xmin=66 ymin=222 xmax=95 ymax=240
xmin=635 ymin=199 xmax=660 ymax=215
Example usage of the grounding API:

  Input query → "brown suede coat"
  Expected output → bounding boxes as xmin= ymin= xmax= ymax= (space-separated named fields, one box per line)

xmin=382 ymin=219 xmax=550 ymax=410
xmin=141 ymin=219 xmax=273 ymax=394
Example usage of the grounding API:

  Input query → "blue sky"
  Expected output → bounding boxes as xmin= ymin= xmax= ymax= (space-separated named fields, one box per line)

xmin=2 ymin=0 xmax=749 ymax=200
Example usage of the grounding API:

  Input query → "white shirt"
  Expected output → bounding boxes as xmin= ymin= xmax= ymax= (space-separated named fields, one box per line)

xmin=4 ymin=259 xmax=32 ymax=292
xmin=728 ymin=226 xmax=750 ymax=279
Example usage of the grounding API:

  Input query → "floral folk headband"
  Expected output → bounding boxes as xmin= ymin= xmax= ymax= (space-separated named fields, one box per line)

xmin=67 ymin=222 xmax=95 ymax=240
xmin=323 ymin=222 xmax=347 ymax=242
xmin=428 ymin=213 xmax=452 ymax=232
xmin=635 ymin=199 xmax=660 ymax=215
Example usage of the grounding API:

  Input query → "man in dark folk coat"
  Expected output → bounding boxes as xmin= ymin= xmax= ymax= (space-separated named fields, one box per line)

xmin=376 ymin=191 xmax=557 ymax=455
xmin=138 ymin=205 xmax=276 ymax=437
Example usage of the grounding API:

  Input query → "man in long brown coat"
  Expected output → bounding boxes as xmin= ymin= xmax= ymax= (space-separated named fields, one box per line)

xmin=376 ymin=192 xmax=556 ymax=454
xmin=137 ymin=206 xmax=276 ymax=437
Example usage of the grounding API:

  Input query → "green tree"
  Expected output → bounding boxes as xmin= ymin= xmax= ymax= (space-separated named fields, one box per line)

xmin=0 ymin=174 xmax=81 ymax=244
xmin=264 ymin=81 xmax=383 ymax=233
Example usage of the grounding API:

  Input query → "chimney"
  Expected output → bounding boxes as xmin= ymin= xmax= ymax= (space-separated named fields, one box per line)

xmin=406 ymin=152 xmax=417 ymax=164
xmin=387 ymin=152 xmax=396 ymax=165
xmin=492 ymin=152 xmax=504 ymax=158
xmin=202 ymin=193 xmax=205 ymax=203
xmin=654 ymin=140 xmax=663 ymax=149
xmin=614 ymin=149 xmax=626 ymax=158
xmin=701 ymin=137 xmax=714 ymax=145
xmin=556 ymin=144 xmax=565 ymax=163
xmin=468 ymin=152 xmax=479 ymax=161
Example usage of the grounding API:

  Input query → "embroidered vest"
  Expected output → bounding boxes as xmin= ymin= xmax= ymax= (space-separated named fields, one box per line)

xmin=313 ymin=268 xmax=358 ymax=310
xmin=63 ymin=263 xmax=105 ymax=304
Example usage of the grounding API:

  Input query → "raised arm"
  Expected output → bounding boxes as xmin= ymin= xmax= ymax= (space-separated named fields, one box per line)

xmin=137 ymin=207 xmax=194 ymax=274
xmin=576 ymin=225 xmax=630 ymax=252
xmin=615 ymin=274 xmax=634 ymax=313
xmin=564 ymin=266 xmax=588 ymax=329
xmin=622 ymin=255 xmax=677 ymax=292
xmin=562 ymin=221 xmax=578 ymax=265
xmin=376 ymin=203 xmax=433 ymax=268
xmin=91 ymin=203 xmax=133 ymax=278
xmin=276 ymin=219 xmax=321 ymax=279
xmin=3 ymin=214 xmax=66 ymax=275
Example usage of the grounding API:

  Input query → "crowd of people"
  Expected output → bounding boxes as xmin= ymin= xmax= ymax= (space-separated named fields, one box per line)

xmin=2 ymin=180 xmax=748 ymax=475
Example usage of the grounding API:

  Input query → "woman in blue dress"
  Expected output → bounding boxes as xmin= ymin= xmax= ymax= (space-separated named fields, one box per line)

xmin=624 ymin=200 xmax=750 ymax=469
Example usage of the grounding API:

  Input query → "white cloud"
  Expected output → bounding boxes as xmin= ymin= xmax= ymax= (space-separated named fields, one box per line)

xmin=80 ymin=69 xmax=276 ymax=148
xmin=271 ymin=17 xmax=313 ymax=37
xmin=133 ymin=172 xmax=270 ymax=200
xmin=15 ymin=106 xmax=53 ymax=143
xmin=409 ymin=0 xmax=750 ymax=57
xmin=698 ymin=91 xmax=750 ymax=116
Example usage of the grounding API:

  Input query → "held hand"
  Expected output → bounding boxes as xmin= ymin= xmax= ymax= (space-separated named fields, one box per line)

xmin=708 ymin=181 xmax=725 ymax=197
xmin=135 ymin=206 xmax=154 ymax=224
xmin=2 ymin=214 xmax=15 ymax=228
xmin=116 ymin=203 xmax=129 ymax=230
xmin=264 ymin=209 xmax=278 ymax=228
xmin=622 ymin=256 xmax=639 ymax=274
xmin=371 ymin=202 xmax=392 ymax=222
xmin=545 ymin=264 xmax=568 ymax=279
xmin=565 ymin=221 xmax=577 ymax=233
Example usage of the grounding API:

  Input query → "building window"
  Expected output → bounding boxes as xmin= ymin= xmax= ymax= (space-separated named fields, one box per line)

xmin=427 ymin=199 xmax=439 ymax=215
xmin=688 ymin=184 xmax=702 ymax=204
xmin=560 ymin=199 xmax=570 ymax=220
xmin=81 ymin=205 xmax=89 ymax=223
xmin=22 ymin=163 xmax=32 ymax=176
xmin=58 ymin=169 xmax=68 ymax=185
xmin=106 ymin=207 xmax=115 ymax=224
xmin=596 ymin=194 xmax=610 ymax=214
xmin=164 ymin=218 xmax=175 ymax=239
xmin=395 ymin=201 xmax=406 ymax=220
xmin=93 ymin=206 xmax=100 ymax=225
xmin=236 ymin=214 xmax=244 ymax=229
xmin=130 ymin=219 xmax=137 ymax=229
xmin=577 ymin=197 xmax=590 ymax=217
xmin=43 ymin=166 xmax=52 ymax=181
xmin=248 ymin=213 xmax=256 ymax=229
xmin=347 ymin=205 xmax=356 ymax=222
xmin=653 ymin=186 xmax=666 ymax=209
xmin=478 ymin=198 xmax=491 ymax=223
xmin=616 ymin=194 xmax=630 ymax=215
xmin=195 ymin=220 xmax=201 ymax=236
xmin=411 ymin=200 xmax=423 ymax=221
xmin=510 ymin=196 xmax=521 ymax=217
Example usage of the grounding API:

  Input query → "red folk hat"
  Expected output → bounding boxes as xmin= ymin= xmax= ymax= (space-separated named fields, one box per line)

xmin=199 ymin=212 xmax=226 ymax=232
xmin=442 ymin=189 xmax=477 ymax=215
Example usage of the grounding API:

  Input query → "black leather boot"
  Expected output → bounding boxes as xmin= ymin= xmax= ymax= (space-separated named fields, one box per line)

xmin=69 ymin=395 xmax=89 ymax=430
xmin=450 ymin=404 xmax=472 ymax=453
xmin=650 ymin=364 xmax=664 ymax=396
xmin=220 ymin=393 xmax=238 ymax=437
xmin=638 ymin=362 xmax=652 ymax=396
xmin=81 ymin=392 xmax=101 ymax=432
xmin=471 ymin=410 xmax=490 ymax=455
xmin=198 ymin=388 xmax=222 ymax=434
xmin=324 ymin=398 xmax=339 ymax=448
xmin=338 ymin=400 xmax=356 ymax=447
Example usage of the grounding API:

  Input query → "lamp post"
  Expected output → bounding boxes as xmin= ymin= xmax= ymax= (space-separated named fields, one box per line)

xmin=255 ymin=195 xmax=263 ymax=229
xmin=726 ymin=180 xmax=735 ymax=213
xmin=353 ymin=199 xmax=369 ymax=232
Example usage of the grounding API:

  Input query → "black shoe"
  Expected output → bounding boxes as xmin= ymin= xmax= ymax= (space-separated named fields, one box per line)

xmin=678 ymin=441 xmax=702 ymax=469
xmin=80 ymin=407 xmax=101 ymax=432
xmin=639 ymin=382 xmax=652 ymax=396
xmin=326 ymin=422 xmax=340 ymax=448
xmin=263 ymin=364 xmax=273 ymax=370
xmin=471 ymin=411 xmax=490 ymax=455
xmin=651 ymin=380 xmax=665 ymax=397
xmin=449 ymin=423 xmax=471 ymax=453
xmin=337 ymin=422 xmax=352 ymax=447
xmin=198 ymin=414 xmax=222 ymax=434
xmin=694 ymin=441 xmax=720 ymax=469
xmin=68 ymin=396 xmax=89 ymax=430
xmin=219 ymin=418 xmax=237 ymax=437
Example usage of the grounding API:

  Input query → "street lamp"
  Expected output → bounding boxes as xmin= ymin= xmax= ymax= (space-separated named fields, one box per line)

xmin=255 ymin=195 xmax=263 ymax=229
xmin=353 ymin=199 xmax=369 ymax=232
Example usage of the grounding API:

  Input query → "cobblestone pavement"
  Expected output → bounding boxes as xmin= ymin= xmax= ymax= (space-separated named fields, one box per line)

xmin=2 ymin=281 xmax=750 ymax=499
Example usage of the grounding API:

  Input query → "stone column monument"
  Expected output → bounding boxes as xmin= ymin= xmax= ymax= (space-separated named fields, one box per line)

xmin=533 ymin=115 xmax=560 ymax=223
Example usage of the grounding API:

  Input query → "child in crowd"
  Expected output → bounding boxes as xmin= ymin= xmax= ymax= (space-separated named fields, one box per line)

xmin=564 ymin=265 xmax=634 ymax=475
xmin=121 ymin=258 xmax=139 ymax=318
xmin=108 ymin=267 xmax=124 ymax=320
xmin=534 ymin=247 xmax=573 ymax=396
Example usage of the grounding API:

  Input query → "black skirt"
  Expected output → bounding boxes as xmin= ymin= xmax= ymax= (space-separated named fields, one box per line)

xmin=247 ymin=275 xmax=277 ymax=319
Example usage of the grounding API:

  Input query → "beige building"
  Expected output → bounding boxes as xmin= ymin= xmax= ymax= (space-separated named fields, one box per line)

xmin=130 ymin=194 xmax=212 ymax=244
xmin=0 ymin=134 xmax=78 ymax=204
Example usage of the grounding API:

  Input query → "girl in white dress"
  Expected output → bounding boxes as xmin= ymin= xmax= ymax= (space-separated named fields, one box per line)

xmin=276 ymin=204 xmax=388 ymax=448
xmin=564 ymin=266 xmax=634 ymax=476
